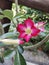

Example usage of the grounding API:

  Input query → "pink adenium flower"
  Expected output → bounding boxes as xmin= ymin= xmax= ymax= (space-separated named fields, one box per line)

xmin=35 ymin=22 xmax=46 ymax=32
xmin=17 ymin=18 xmax=40 ymax=42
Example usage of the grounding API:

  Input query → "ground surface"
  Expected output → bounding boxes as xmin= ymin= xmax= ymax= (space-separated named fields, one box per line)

xmin=23 ymin=50 xmax=49 ymax=65
xmin=0 ymin=50 xmax=49 ymax=65
xmin=0 ymin=60 xmax=38 ymax=65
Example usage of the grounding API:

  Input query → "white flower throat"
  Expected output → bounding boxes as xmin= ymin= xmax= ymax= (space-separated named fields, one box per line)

xmin=25 ymin=28 xmax=32 ymax=34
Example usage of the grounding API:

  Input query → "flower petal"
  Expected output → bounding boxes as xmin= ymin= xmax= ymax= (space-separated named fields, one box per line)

xmin=19 ymin=40 xmax=24 ymax=44
xmin=38 ymin=22 xmax=45 ymax=25
xmin=31 ymin=26 xmax=40 ymax=36
xmin=24 ymin=34 xmax=32 ymax=42
xmin=35 ymin=22 xmax=45 ymax=32
xmin=38 ymin=22 xmax=45 ymax=32
xmin=17 ymin=24 xmax=25 ymax=33
xmin=24 ymin=18 xmax=34 ymax=28
xmin=19 ymin=32 xmax=26 ymax=38
xmin=16 ymin=39 xmax=24 ymax=44
xmin=39 ymin=26 xmax=45 ymax=32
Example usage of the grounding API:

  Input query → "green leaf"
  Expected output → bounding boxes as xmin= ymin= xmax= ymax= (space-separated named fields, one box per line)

xmin=18 ymin=45 xmax=24 ymax=54
xmin=39 ymin=32 xmax=46 ymax=37
xmin=0 ymin=32 xmax=17 ymax=39
xmin=0 ymin=15 xmax=4 ymax=19
xmin=3 ymin=23 xmax=10 ymax=28
xmin=14 ymin=49 xmax=26 ymax=65
xmin=3 ymin=10 xmax=13 ymax=20
xmin=4 ymin=49 xmax=13 ymax=57
xmin=13 ymin=12 xmax=26 ymax=20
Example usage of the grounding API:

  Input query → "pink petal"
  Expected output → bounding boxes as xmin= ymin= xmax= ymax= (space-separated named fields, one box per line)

xmin=35 ymin=22 xmax=45 ymax=32
xmin=15 ymin=39 xmax=24 ymax=44
xmin=19 ymin=40 xmax=24 ymax=44
xmin=31 ymin=26 xmax=40 ymax=36
xmin=19 ymin=32 xmax=26 ymax=38
xmin=24 ymin=34 xmax=32 ymax=42
xmin=39 ymin=26 xmax=45 ymax=32
xmin=17 ymin=24 xmax=25 ymax=33
xmin=24 ymin=18 xmax=34 ymax=28
xmin=38 ymin=22 xmax=44 ymax=25
xmin=38 ymin=22 xmax=45 ymax=32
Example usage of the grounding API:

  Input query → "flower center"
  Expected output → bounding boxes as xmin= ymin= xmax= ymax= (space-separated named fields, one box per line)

xmin=25 ymin=28 xmax=32 ymax=34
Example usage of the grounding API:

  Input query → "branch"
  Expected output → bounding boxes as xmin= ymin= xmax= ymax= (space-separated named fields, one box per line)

xmin=24 ymin=34 xmax=49 ymax=50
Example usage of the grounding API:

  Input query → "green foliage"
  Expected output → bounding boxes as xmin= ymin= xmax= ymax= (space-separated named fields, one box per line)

xmin=3 ymin=23 xmax=10 ymax=28
xmin=14 ymin=49 xmax=26 ymax=65
xmin=0 ymin=32 xmax=17 ymax=39
xmin=0 ymin=10 xmax=13 ymax=20
xmin=3 ymin=10 xmax=13 ymax=20
xmin=19 ymin=6 xmax=49 ymax=22
xmin=18 ymin=45 xmax=24 ymax=54
xmin=43 ymin=41 xmax=49 ymax=52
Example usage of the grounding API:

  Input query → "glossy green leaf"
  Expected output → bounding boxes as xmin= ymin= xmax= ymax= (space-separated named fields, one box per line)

xmin=3 ymin=10 xmax=13 ymax=20
xmin=18 ymin=45 xmax=24 ymax=54
xmin=3 ymin=23 xmax=10 ymax=28
xmin=14 ymin=49 xmax=26 ymax=65
xmin=0 ymin=32 xmax=17 ymax=39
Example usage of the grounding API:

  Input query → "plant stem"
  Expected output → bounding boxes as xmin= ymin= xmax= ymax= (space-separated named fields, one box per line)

xmin=15 ymin=0 xmax=18 ymax=13
xmin=15 ymin=0 xmax=19 ymax=24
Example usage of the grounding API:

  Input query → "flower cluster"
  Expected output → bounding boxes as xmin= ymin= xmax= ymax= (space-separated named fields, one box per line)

xmin=17 ymin=18 xmax=46 ymax=44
